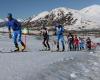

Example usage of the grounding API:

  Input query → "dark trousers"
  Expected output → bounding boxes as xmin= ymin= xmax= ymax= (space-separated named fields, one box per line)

xmin=69 ymin=42 xmax=74 ymax=51
xmin=43 ymin=38 xmax=50 ymax=49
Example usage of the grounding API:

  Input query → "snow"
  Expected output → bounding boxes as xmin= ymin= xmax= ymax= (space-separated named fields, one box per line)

xmin=92 ymin=38 xmax=100 ymax=43
xmin=0 ymin=19 xmax=4 ymax=23
xmin=30 ymin=11 xmax=49 ymax=22
xmin=0 ymin=27 xmax=10 ymax=32
xmin=80 ymin=4 xmax=100 ymax=16
xmin=17 ymin=18 xmax=24 ymax=22
xmin=0 ymin=34 xmax=100 ymax=80
xmin=49 ymin=7 xmax=68 ymax=19
xmin=33 ymin=51 xmax=100 ymax=80
xmin=29 ymin=5 xmax=100 ymax=30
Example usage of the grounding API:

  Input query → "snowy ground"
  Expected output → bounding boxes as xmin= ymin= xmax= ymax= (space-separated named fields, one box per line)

xmin=0 ymin=33 xmax=100 ymax=80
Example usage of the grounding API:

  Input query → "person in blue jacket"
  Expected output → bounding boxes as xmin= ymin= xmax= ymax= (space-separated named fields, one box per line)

xmin=7 ymin=13 xmax=26 ymax=52
xmin=55 ymin=23 xmax=65 ymax=51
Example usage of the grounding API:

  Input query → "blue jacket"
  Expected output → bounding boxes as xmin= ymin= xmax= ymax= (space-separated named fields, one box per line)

xmin=56 ymin=25 xmax=64 ymax=36
xmin=7 ymin=18 xmax=21 ymax=31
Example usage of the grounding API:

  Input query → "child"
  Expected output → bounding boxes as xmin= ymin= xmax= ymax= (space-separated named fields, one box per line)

xmin=86 ymin=37 xmax=91 ymax=50
xmin=74 ymin=36 xmax=79 ymax=51
xmin=67 ymin=33 xmax=74 ymax=51
xmin=79 ymin=37 xmax=85 ymax=50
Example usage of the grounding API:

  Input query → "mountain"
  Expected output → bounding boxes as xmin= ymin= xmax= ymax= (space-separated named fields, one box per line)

xmin=24 ymin=4 xmax=100 ymax=31
xmin=79 ymin=5 xmax=100 ymax=30
xmin=0 ymin=19 xmax=4 ymax=23
xmin=80 ymin=4 xmax=100 ymax=16
xmin=0 ymin=19 xmax=5 ymax=27
xmin=31 ymin=11 xmax=49 ymax=22
xmin=30 ymin=7 xmax=81 ymax=29
xmin=17 ymin=18 xmax=24 ymax=23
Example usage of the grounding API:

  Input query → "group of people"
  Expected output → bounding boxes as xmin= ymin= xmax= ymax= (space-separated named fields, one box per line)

xmin=41 ymin=24 xmax=93 ymax=52
xmin=67 ymin=33 xmax=92 ymax=51
xmin=6 ymin=13 xmax=93 ymax=52
xmin=40 ymin=23 xmax=65 ymax=51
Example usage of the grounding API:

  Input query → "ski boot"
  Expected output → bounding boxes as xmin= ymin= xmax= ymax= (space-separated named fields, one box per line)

xmin=14 ymin=43 xmax=19 ymax=52
xmin=14 ymin=48 xmax=19 ymax=52
xmin=57 ymin=43 xmax=59 ymax=51
xmin=47 ymin=47 xmax=50 ymax=51
xmin=21 ymin=42 xmax=26 ymax=52
xmin=62 ymin=45 xmax=65 ymax=52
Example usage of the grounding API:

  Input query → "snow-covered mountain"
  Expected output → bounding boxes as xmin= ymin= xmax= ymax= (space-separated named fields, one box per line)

xmin=31 ymin=11 xmax=49 ymax=22
xmin=30 ymin=7 xmax=81 ymax=29
xmin=0 ymin=19 xmax=4 ymax=23
xmin=30 ymin=7 xmax=81 ymax=22
xmin=27 ymin=4 xmax=100 ymax=31
xmin=79 ymin=5 xmax=100 ymax=30
xmin=80 ymin=4 xmax=100 ymax=16
xmin=0 ymin=19 xmax=5 ymax=27
xmin=17 ymin=18 xmax=24 ymax=22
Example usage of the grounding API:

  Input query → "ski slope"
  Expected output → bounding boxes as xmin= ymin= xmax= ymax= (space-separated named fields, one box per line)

xmin=0 ymin=34 xmax=100 ymax=80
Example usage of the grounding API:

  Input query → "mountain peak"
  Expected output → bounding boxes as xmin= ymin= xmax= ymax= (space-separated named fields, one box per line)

xmin=52 ymin=7 xmax=67 ymax=11
xmin=90 ymin=4 xmax=100 ymax=8
xmin=31 ymin=11 xmax=49 ymax=22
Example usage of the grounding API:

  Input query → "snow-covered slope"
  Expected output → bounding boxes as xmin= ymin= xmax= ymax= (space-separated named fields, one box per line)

xmin=79 ymin=5 xmax=100 ymax=30
xmin=49 ymin=7 xmax=68 ymax=20
xmin=0 ymin=35 xmax=100 ymax=80
xmin=50 ymin=7 xmax=81 ymax=21
xmin=0 ymin=19 xmax=4 ymax=23
xmin=17 ymin=18 xmax=24 ymax=22
xmin=0 ymin=19 xmax=5 ymax=27
xmin=80 ymin=4 xmax=100 ymax=16
xmin=31 ymin=11 xmax=49 ymax=21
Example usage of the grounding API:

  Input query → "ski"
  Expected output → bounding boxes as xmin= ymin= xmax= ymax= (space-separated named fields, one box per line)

xmin=39 ymin=49 xmax=50 ymax=51
xmin=10 ymin=49 xmax=28 ymax=53
xmin=0 ymin=49 xmax=28 ymax=53
xmin=51 ymin=50 xmax=66 ymax=52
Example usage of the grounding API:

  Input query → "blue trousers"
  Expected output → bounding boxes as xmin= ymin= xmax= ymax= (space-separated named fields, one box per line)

xmin=12 ymin=30 xmax=22 ymax=44
xmin=79 ymin=43 xmax=84 ymax=49
xmin=57 ymin=35 xmax=64 ymax=47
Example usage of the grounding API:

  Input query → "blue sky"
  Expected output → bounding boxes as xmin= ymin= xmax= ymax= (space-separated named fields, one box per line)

xmin=0 ymin=0 xmax=100 ymax=19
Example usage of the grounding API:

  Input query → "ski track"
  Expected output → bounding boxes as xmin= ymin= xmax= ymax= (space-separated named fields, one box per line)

xmin=0 ymin=34 xmax=100 ymax=80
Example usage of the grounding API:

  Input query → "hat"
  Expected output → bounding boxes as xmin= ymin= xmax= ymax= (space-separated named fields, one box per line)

xmin=7 ymin=13 xmax=12 ymax=18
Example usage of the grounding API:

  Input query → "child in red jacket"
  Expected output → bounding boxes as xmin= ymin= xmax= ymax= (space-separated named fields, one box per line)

xmin=74 ymin=36 xmax=79 ymax=51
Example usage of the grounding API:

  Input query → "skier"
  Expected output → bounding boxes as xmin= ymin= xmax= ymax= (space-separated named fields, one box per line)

xmin=55 ymin=23 xmax=65 ymax=51
xmin=67 ymin=33 xmax=74 ymax=51
xmin=74 ymin=36 xmax=79 ymax=51
xmin=7 ymin=13 xmax=26 ymax=52
xmin=40 ymin=27 xmax=50 ymax=51
xmin=86 ymin=37 xmax=91 ymax=50
xmin=79 ymin=37 xmax=85 ymax=50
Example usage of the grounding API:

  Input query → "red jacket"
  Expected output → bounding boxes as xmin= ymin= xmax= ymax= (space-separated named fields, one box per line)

xmin=74 ymin=38 xmax=79 ymax=46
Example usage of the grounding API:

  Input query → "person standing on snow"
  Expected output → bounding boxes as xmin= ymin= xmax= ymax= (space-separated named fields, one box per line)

xmin=86 ymin=37 xmax=91 ymax=50
xmin=55 ymin=23 xmax=65 ymax=51
xmin=67 ymin=33 xmax=74 ymax=51
xmin=40 ymin=27 xmax=50 ymax=51
xmin=74 ymin=36 xmax=79 ymax=51
xmin=79 ymin=37 xmax=85 ymax=50
xmin=7 ymin=13 xmax=26 ymax=52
